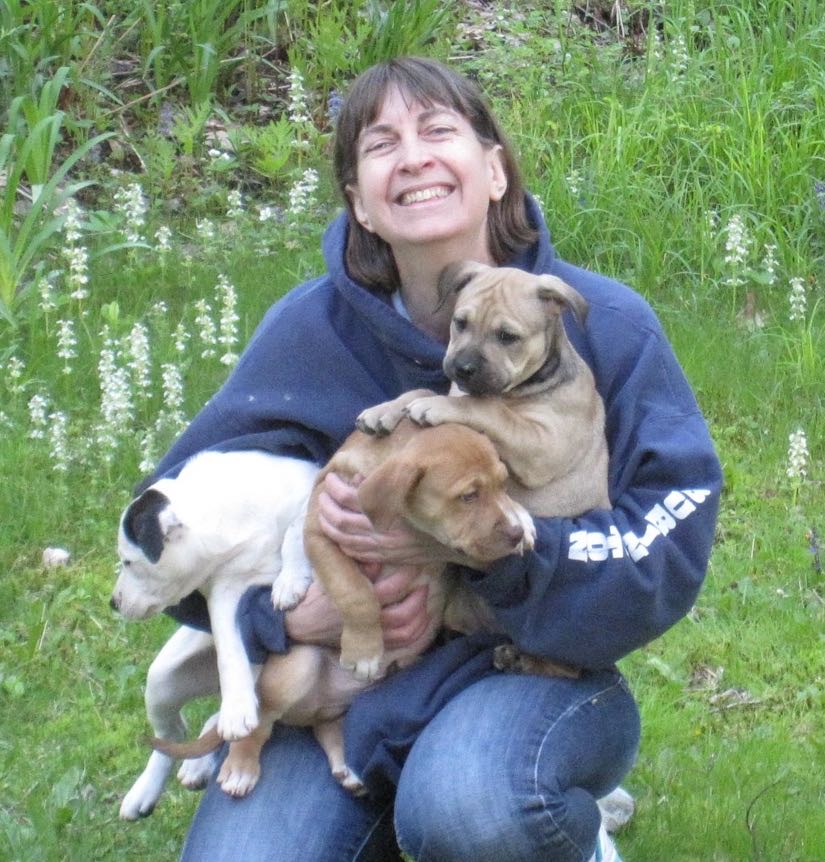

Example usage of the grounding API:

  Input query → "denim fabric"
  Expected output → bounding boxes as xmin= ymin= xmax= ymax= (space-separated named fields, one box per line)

xmin=180 ymin=669 xmax=639 ymax=862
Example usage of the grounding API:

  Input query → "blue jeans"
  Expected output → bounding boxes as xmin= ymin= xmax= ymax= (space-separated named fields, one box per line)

xmin=181 ymin=669 xmax=639 ymax=862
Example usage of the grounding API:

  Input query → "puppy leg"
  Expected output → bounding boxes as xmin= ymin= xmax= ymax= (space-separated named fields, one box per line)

xmin=217 ymin=719 xmax=274 ymax=797
xmin=120 ymin=628 xmax=218 ymax=819
xmin=208 ymin=587 xmax=262 ymax=740
xmin=304 ymin=525 xmax=384 ymax=681
xmin=313 ymin=717 xmax=365 ymax=796
xmin=356 ymin=389 xmax=435 ymax=436
xmin=271 ymin=509 xmax=314 ymax=610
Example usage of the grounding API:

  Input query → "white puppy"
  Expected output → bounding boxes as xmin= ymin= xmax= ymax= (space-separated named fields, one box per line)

xmin=111 ymin=449 xmax=318 ymax=819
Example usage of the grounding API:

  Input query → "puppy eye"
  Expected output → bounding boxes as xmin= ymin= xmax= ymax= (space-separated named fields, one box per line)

xmin=459 ymin=490 xmax=479 ymax=503
xmin=453 ymin=317 xmax=467 ymax=332
xmin=496 ymin=329 xmax=520 ymax=345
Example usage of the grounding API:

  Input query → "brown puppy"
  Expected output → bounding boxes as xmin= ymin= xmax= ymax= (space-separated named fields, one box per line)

xmin=153 ymin=420 xmax=534 ymax=796
xmin=305 ymin=418 xmax=535 ymax=682
xmin=357 ymin=261 xmax=610 ymax=519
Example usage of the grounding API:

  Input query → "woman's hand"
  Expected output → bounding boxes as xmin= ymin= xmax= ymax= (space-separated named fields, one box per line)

xmin=284 ymin=564 xmax=432 ymax=650
xmin=284 ymin=471 xmax=444 ymax=652
xmin=316 ymin=471 xmax=451 ymax=565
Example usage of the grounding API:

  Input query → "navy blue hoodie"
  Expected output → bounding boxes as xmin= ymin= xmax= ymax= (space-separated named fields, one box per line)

xmin=153 ymin=196 xmax=722 ymax=794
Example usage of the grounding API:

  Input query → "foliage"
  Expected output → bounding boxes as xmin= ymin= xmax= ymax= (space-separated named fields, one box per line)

xmin=0 ymin=1 xmax=823 ymax=860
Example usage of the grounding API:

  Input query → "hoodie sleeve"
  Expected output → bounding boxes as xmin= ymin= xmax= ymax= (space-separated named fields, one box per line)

xmin=462 ymin=315 xmax=722 ymax=670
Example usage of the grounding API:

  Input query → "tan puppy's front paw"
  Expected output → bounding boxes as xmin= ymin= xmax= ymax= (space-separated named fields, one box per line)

xmin=405 ymin=396 xmax=455 ymax=427
xmin=517 ymin=509 xmax=537 ymax=553
xmin=333 ymin=765 xmax=367 ymax=796
xmin=341 ymin=652 xmax=384 ymax=682
xmin=356 ymin=403 xmax=405 ymax=436
xmin=217 ymin=695 xmax=259 ymax=741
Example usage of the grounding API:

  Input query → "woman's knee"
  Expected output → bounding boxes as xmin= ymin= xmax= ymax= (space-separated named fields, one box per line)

xmin=393 ymin=671 xmax=638 ymax=862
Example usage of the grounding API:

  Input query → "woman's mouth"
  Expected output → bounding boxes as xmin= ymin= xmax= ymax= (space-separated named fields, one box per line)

xmin=397 ymin=185 xmax=452 ymax=206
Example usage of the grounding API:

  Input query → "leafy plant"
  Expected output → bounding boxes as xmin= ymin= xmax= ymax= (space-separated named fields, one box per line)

xmin=0 ymin=125 xmax=112 ymax=327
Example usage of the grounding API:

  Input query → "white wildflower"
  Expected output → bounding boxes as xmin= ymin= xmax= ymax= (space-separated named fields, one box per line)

xmin=194 ymin=299 xmax=217 ymax=358
xmin=97 ymin=329 xmax=133 ymax=461
xmin=227 ymin=189 xmax=244 ymax=219
xmin=196 ymin=218 xmax=216 ymax=241
xmin=287 ymin=168 xmax=319 ymax=218
xmin=258 ymin=205 xmax=277 ymax=222
xmin=38 ymin=275 xmax=56 ymax=313
xmin=48 ymin=410 xmax=71 ymax=473
xmin=567 ymin=169 xmax=583 ymax=199
xmin=287 ymin=67 xmax=312 ymax=127
xmin=65 ymin=244 xmax=89 ymax=301
xmin=788 ymin=276 xmax=807 ymax=323
xmin=56 ymin=319 xmax=77 ymax=373
xmin=723 ymin=214 xmax=752 ymax=287
xmin=28 ymin=392 xmax=49 ymax=439
xmin=155 ymin=224 xmax=173 ymax=253
xmin=114 ymin=182 xmax=148 ymax=244
xmin=216 ymin=274 xmax=239 ymax=366
xmin=127 ymin=321 xmax=152 ymax=394
xmin=762 ymin=243 xmax=778 ymax=287
xmin=7 ymin=356 xmax=25 ymax=394
xmin=149 ymin=300 xmax=168 ymax=319
xmin=159 ymin=362 xmax=186 ymax=432
xmin=173 ymin=320 xmax=190 ymax=353
xmin=62 ymin=198 xmax=83 ymax=244
xmin=786 ymin=428 xmax=809 ymax=480
xmin=138 ymin=429 xmax=156 ymax=475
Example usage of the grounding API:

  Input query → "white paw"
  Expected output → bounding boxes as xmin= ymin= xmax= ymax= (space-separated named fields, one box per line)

xmin=217 ymin=696 xmax=259 ymax=741
xmin=333 ymin=765 xmax=366 ymax=796
xmin=177 ymin=752 xmax=218 ymax=790
xmin=271 ymin=571 xmax=312 ymax=610
xmin=516 ymin=509 xmax=536 ymax=553
xmin=119 ymin=757 xmax=170 ymax=820
xmin=342 ymin=655 xmax=383 ymax=682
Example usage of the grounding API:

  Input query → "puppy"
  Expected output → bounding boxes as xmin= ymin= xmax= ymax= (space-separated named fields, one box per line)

xmin=113 ymin=450 xmax=318 ymax=819
xmin=149 ymin=420 xmax=535 ymax=798
xmin=357 ymin=261 xmax=610 ymax=518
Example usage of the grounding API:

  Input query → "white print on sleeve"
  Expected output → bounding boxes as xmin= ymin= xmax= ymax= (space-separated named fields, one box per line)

xmin=568 ymin=489 xmax=712 ymax=563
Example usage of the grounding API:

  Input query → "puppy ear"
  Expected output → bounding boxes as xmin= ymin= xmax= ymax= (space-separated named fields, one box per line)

xmin=122 ymin=488 xmax=172 ymax=563
xmin=357 ymin=458 xmax=425 ymax=532
xmin=435 ymin=260 xmax=486 ymax=311
xmin=536 ymin=275 xmax=589 ymax=326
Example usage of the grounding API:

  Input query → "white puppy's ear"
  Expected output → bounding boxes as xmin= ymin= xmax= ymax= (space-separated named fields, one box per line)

xmin=157 ymin=507 xmax=185 ymax=544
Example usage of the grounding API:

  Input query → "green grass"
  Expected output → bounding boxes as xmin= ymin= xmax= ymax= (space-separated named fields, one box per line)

xmin=1 ymin=1 xmax=824 ymax=860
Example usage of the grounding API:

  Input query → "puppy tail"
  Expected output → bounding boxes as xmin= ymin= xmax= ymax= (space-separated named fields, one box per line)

xmin=146 ymin=727 xmax=223 ymax=760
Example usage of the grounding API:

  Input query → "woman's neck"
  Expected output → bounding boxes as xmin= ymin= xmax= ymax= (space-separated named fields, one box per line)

xmin=395 ymin=243 xmax=495 ymax=343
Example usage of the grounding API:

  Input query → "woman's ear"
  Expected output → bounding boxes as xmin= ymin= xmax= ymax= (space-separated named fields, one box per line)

xmin=346 ymin=184 xmax=374 ymax=232
xmin=487 ymin=145 xmax=508 ymax=202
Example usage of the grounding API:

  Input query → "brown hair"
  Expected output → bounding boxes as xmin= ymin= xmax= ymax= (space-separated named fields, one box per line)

xmin=333 ymin=57 xmax=537 ymax=292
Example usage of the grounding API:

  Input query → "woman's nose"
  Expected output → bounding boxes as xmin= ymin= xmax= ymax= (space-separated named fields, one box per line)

xmin=398 ymin=136 xmax=433 ymax=172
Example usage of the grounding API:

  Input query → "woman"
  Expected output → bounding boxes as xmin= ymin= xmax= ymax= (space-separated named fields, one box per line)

xmin=154 ymin=57 xmax=722 ymax=862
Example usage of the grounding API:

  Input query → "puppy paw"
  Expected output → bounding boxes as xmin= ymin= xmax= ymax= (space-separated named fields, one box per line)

xmin=217 ymin=758 xmax=260 ymax=798
xmin=271 ymin=571 xmax=312 ymax=610
xmin=514 ymin=508 xmax=536 ymax=553
xmin=177 ymin=752 xmax=218 ymax=790
xmin=405 ymin=396 xmax=453 ymax=427
xmin=333 ymin=765 xmax=367 ymax=796
xmin=341 ymin=653 xmax=384 ymax=682
xmin=217 ymin=697 xmax=259 ymax=742
xmin=356 ymin=404 xmax=404 ymax=436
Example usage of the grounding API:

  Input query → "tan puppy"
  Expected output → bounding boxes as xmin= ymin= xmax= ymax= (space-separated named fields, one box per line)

xmin=153 ymin=420 xmax=535 ymax=796
xmin=358 ymin=261 xmax=610 ymax=519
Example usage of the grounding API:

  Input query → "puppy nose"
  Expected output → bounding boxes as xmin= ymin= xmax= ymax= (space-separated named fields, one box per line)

xmin=454 ymin=358 xmax=478 ymax=381
xmin=504 ymin=523 xmax=524 ymax=546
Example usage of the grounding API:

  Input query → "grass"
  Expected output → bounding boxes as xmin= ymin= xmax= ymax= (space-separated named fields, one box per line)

xmin=0 ymin=0 xmax=823 ymax=860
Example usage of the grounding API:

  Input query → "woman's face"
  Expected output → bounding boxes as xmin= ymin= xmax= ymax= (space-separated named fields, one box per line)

xmin=346 ymin=86 xmax=508 ymax=262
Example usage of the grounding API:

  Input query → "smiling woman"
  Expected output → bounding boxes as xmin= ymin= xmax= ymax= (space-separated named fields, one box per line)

xmin=148 ymin=56 xmax=721 ymax=862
